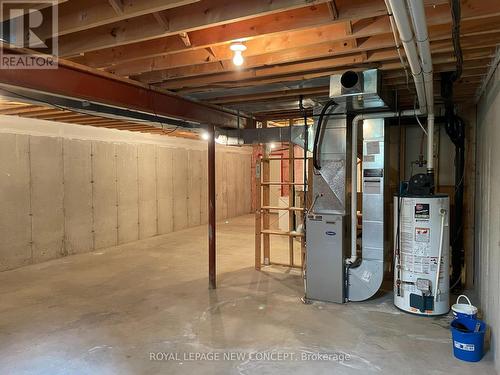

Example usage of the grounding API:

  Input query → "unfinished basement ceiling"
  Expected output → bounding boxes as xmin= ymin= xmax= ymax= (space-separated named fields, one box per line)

xmin=41 ymin=0 xmax=499 ymax=117
xmin=0 ymin=0 xmax=498 ymax=122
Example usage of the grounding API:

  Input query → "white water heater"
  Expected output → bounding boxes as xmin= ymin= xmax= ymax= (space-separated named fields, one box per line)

xmin=393 ymin=195 xmax=450 ymax=315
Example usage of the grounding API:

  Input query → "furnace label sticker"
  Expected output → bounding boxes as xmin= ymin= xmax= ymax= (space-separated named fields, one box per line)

xmin=366 ymin=141 xmax=380 ymax=155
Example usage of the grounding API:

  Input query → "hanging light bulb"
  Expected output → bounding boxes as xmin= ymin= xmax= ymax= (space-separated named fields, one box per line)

xmin=230 ymin=43 xmax=247 ymax=66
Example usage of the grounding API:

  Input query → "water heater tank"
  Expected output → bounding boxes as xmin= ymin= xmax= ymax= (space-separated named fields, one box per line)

xmin=393 ymin=195 xmax=450 ymax=315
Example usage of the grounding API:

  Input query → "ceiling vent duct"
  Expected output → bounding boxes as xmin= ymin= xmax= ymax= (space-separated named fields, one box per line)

xmin=329 ymin=69 xmax=393 ymax=111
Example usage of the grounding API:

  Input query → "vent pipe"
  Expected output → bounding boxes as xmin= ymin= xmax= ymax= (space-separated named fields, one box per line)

xmin=387 ymin=0 xmax=434 ymax=176
xmin=347 ymin=0 xmax=434 ymax=266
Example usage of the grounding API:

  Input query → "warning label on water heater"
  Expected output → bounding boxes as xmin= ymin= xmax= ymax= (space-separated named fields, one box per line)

xmin=415 ymin=227 xmax=430 ymax=243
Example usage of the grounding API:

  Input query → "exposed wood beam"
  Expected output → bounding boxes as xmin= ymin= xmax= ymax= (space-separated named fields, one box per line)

xmin=202 ymin=60 xmax=490 ymax=106
xmin=57 ymin=0 xmax=333 ymax=57
xmin=108 ymin=0 xmax=124 ymax=15
xmin=115 ymin=36 xmax=359 ymax=76
xmin=139 ymin=31 xmax=500 ymax=88
xmin=179 ymin=32 xmax=191 ymax=47
xmin=0 ymin=106 xmax=59 ymax=116
xmin=345 ymin=20 xmax=353 ymax=35
xmin=0 ymin=57 xmax=249 ymax=128
xmin=153 ymin=11 xmax=170 ymax=31
xmin=70 ymin=5 xmax=351 ymax=68
xmin=165 ymin=46 xmax=494 ymax=93
xmin=38 ymin=0 xmax=200 ymax=38
xmin=71 ymin=1 xmax=486 ymax=70
xmin=88 ymin=9 xmax=500 ymax=78
xmin=208 ymin=86 xmax=330 ymax=105
xmin=327 ymin=1 xmax=339 ymax=20
xmin=1 ymin=0 xmax=67 ymax=21
xmin=175 ymin=58 xmax=488 ymax=95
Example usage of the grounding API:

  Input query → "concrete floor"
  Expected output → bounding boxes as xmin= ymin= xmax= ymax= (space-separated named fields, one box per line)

xmin=0 ymin=214 xmax=495 ymax=375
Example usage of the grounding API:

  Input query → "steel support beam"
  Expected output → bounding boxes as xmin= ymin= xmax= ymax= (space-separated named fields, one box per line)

xmin=0 ymin=59 xmax=249 ymax=128
xmin=208 ymin=123 xmax=217 ymax=289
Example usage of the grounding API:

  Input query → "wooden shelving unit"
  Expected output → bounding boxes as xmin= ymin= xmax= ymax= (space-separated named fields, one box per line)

xmin=255 ymin=136 xmax=311 ymax=270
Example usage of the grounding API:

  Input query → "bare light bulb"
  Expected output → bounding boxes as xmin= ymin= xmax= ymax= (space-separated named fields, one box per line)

xmin=232 ymin=51 xmax=244 ymax=66
xmin=230 ymin=43 xmax=247 ymax=67
xmin=201 ymin=131 xmax=210 ymax=141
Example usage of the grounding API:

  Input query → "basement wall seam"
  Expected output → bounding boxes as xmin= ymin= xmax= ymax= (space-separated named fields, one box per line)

xmin=0 ymin=117 xmax=252 ymax=271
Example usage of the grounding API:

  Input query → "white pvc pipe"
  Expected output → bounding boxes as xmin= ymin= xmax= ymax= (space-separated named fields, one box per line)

xmin=407 ymin=0 xmax=435 ymax=170
xmin=387 ymin=0 xmax=427 ymax=113
xmin=426 ymin=113 xmax=434 ymax=170
xmin=434 ymin=208 xmax=447 ymax=302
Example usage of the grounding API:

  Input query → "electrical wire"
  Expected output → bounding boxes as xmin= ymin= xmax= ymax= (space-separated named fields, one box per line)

xmin=450 ymin=0 xmax=463 ymax=81
xmin=148 ymin=85 xmax=178 ymax=136
xmin=413 ymin=97 xmax=428 ymax=136
xmin=312 ymin=99 xmax=337 ymax=170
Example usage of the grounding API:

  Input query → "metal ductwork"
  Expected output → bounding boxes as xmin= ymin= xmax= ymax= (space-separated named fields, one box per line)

xmin=329 ymin=69 xmax=394 ymax=112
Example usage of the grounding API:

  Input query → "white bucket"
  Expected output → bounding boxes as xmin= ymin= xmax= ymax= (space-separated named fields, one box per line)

xmin=452 ymin=295 xmax=478 ymax=319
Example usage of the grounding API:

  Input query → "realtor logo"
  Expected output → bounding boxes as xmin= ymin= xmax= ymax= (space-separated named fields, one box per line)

xmin=0 ymin=0 xmax=58 ymax=69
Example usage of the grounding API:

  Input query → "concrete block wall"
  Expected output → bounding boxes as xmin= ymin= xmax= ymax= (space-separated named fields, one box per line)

xmin=0 ymin=116 xmax=252 ymax=271
xmin=476 ymin=60 xmax=500 ymax=372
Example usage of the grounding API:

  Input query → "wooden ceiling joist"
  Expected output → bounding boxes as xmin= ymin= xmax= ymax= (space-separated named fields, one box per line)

xmin=148 ymin=34 xmax=499 ymax=91
xmin=1 ymin=0 xmax=498 ymax=119
xmin=57 ymin=0 xmax=334 ymax=57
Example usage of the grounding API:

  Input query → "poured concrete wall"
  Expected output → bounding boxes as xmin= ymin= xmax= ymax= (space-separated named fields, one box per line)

xmin=476 ymin=62 xmax=500 ymax=372
xmin=0 ymin=116 xmax=252 ymax=271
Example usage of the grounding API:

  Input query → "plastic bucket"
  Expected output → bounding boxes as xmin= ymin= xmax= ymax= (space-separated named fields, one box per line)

xmin=452 ymin=295 xmax=478 ymax=320
xmin=450 ymin=318 xmax=485 ymax=362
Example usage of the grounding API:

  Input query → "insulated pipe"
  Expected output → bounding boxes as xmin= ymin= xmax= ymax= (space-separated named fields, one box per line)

xmin=346 ymin=110 xmax=422 ymax=265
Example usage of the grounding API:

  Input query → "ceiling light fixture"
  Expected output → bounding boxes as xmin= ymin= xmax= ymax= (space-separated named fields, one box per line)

xmin=230 ymin=43 xmax=247 ymax=66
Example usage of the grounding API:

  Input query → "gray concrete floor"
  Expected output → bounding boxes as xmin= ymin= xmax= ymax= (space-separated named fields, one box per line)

xmin=0 ymin=214 xmax=495 ymax=375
